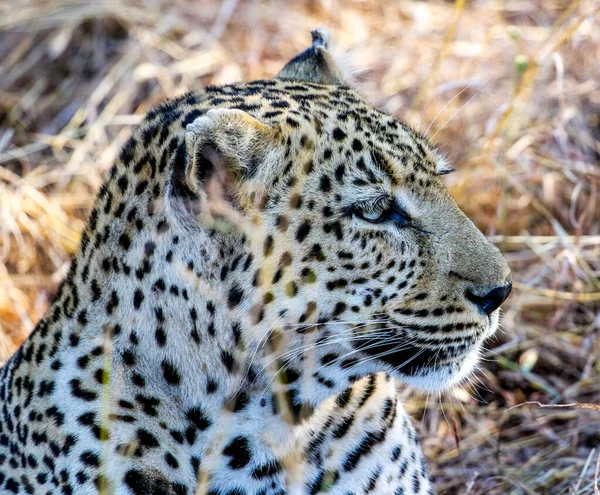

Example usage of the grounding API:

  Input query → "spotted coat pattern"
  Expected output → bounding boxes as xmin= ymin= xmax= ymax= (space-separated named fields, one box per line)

xmin=0 ymin=31 xmax=511 ymax=494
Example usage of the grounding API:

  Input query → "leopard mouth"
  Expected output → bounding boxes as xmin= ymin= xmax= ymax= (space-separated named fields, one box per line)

xmin=354 ymin=336 xmax=476 ymax=371
xmin=352 ymin=317 xmax=494 ymax=390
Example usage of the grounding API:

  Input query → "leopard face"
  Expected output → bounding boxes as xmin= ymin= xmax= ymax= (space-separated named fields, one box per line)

xmin=173 ymin=59 xmax=511 ymax=399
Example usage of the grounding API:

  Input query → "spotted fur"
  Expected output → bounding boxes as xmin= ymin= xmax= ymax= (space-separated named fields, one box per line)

xmin=0 ymin=29 xmax=511 ymax=494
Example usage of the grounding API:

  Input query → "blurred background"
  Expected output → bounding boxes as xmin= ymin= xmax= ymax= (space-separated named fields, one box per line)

xmin=0 ymin=0 xmax=599 ymax=493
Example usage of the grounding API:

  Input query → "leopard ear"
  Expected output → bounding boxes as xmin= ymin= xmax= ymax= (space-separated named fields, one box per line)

xmin=183 ymin=108 xmax=278 ymax=193
xmin=277 ymin=28 xmax=343 ymax=85
xmin=173 ymin=109 xmax=279 ymax=220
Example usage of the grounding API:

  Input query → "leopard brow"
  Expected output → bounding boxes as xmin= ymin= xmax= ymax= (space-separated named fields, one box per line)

xmin=347 ymin=194 xmax=392 ymax=215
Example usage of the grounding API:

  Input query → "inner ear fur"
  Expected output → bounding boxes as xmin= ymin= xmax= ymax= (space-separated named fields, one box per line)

xmin=183 ymin=108 xmax=279 ymax=196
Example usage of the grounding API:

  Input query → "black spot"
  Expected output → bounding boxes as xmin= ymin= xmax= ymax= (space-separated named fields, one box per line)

xmin=296 ymin=222 xmax=311 ymax=243
xmin=70 ymin=379 xmax=97 ymax=401
xmin=227 ymin=286 xmax=244 ymax=308
xmin=321 ymin=354 xmax=339 ymax=370
xmin=80 ymin=451 xmax=100 ymax=467
xmin=263 ymin=235 xmax=274 ymax=257
xmin=94 ymin=368 xmax=108 ymax=385
xmin=251 ymin=460 xmax=282 ymax=479
xmin=332 ymin=415 xmax=354 ymax=439
xmin=342 ymin=430 xmax=386 ymax=471
xmin=333 ymin=302 xmax=347 ymax=316
xmin=332 ymin=128 xmax=347 ymax=141
xmin=127 ymin=332 xmax=139 ymax=347
xmin=206 ymin=379 xmax=218 ymax=394
xmin=272 ymin=268 xmax=284 ymax=284
xmin=357 ymin=375 xmax=377 ymax=407
xmin=366 ymin=467 xmax=382 ymax=491
xmin=191 ymin=456 xmax=201 ymax=477
xmin=4 ymin=478 xmax=20 ymax=494
xmin=155 ymin=327 xmax=167 ymax=347
xmin=77 ymin=310 xmax=88 ymax=326
xmin=126 ymin=206 xmax=138 ymax=223
xmin=231 ymin=323 xmax=242 ymax=346
xmin=182 ymin=109 xmax=204 ymax=126
xmin=286 ymin=117 xmax=300 ymax=128
xmin=135 ymin=393 xmax=159 ymax=415
xmin=169 ymin=430 xmax=184 ymax=445
xmin=323 ymin=221 xmax=343 ymax=240
xmin=134 ymin=179 xmax=149 ymax=196
xmin=132 ymin=374 xmax=146 ymax=388
xmin=413 ymin=472 xmax=421 ymax=493
xmin=227 ymin=391 xmax=250 ymax=413
xmin=164 ymin=452 xmax=179 ymax=469
xmin=187 ymin=407 xmax=212 ymax=431
xmin=223 ymin=436 xmax=251 ymax=469
xmin=106 ymin=290 xmax=120 ymax=314
xmin=207 ymin=321 xmax=216 ymax=336
xmin=90 ymin=279 xmax=101 ymax=301
xmin=118 ymin=233 xmax=131 ymax=250
xmin=334 ymin=164 xmax=346 ymax=183
xmin=185 ymin=426 xmax=196 ymax=445
xmin=144 ymin=241 xmax=156 ymax=256
xmin=381 ymin=398 xmax=395 ymax=420
xmin=221 ymin=351 xmax=235 ymax=373
xmin=136 ymin=428 xmax=159 ymax=448
xmin=308 ymin=472 xmax=327 ymax=495
xmin=133 ymin=289 xmax=144 ymax=310
xmin=117 ymin=175 xmax=129 ymax=193
xmin=119 ymin=399 xmax=135 ymax=409
xmin=326 ymin=279 xmax=348 ymax=290
xmin=319 ymin=175 xmax=331 ymax=192
xmin=336 ymin=387 xmax=352 ymax=408
xmin=161 ymin=360 xmax=181 ymax=386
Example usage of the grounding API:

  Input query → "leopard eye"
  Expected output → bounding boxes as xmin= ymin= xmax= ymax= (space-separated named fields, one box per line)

xmin=359 ymin=209 xmax=386 ymax=222
xmin=352 ymin=201 xmax=417 ymax=230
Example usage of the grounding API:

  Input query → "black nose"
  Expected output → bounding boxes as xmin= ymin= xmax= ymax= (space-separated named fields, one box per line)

xmin=466 ymin=282 xmax=512 ymax=316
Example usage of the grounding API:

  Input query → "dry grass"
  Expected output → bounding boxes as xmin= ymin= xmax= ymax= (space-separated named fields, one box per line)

xmin=1 ymin=0 xmax=599 ymax=493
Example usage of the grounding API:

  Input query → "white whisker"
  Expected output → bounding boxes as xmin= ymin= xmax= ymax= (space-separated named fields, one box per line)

xmin=425 ymin=84 xmax=472 ymax=135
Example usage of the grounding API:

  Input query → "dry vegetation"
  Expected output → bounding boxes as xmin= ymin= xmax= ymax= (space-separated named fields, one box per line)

xmin=1 ymin=0 xmax=599 ymax=493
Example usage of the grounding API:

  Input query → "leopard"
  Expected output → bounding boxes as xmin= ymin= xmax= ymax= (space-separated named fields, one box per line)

xmin=0 ymin=29 xmax=511 ymax=495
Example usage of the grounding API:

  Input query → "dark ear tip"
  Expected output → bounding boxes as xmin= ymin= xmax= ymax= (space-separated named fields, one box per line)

xmin=277 ymin=28 xmax=342 ymax=85
xmin=310 ymin=28 xmax=330 ymax=49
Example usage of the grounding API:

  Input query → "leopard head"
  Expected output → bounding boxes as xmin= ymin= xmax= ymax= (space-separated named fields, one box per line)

xmin=173 ymin=29 xmax=511 ymax=402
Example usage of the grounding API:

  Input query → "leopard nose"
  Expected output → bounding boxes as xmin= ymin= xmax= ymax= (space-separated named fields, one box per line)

xmin=466 ymin=282 xmax=512 ymax=316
